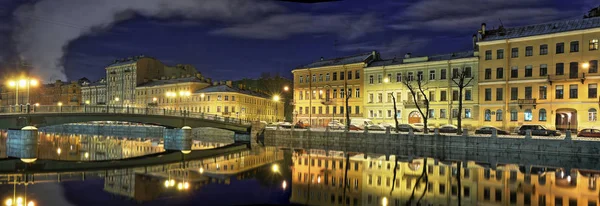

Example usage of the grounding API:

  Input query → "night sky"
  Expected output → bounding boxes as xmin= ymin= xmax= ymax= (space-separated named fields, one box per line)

xmin=0 ymin=0 xmax=597 ymax=82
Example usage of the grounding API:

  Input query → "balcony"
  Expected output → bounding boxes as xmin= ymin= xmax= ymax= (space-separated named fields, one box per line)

xmin=320 ymin=99 xmax=334 ymax=105
xmin=517 ymin=98 xmax=537 ymax=109
xmin=147 ymin=102 xmax=158 ymax=107
xmin=403 ymin=100 xmax=427 ymax=108
xmin=548 ymin=73 xmax=586 ymax=85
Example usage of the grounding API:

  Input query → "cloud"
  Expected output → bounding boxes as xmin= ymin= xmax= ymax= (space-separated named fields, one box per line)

xmin=209 ymin=13 xmax=380 ymax=40
xmin=12 ymin=0 xmax=286 ymax=82
xmin=389 ymin=0 xmax=577 ymax=31
xmin=338 ymin=36 xmax=430 ymax=55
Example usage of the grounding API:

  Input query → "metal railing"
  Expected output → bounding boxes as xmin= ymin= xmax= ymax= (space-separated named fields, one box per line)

xmin=0 ymin=105 xmax=252 ymax=126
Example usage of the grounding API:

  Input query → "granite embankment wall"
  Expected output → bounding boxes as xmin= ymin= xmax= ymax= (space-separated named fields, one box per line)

xmin=264 ymin=128 xmax=600 ymax=171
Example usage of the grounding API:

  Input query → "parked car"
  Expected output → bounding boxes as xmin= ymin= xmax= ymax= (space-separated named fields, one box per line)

xmin=397 ymin=124 xmax=422 ymax=132
xmin=413 ymin=123 xmax=435 ymax=132
xmin=277 ymin=122 xmax=292 ymax=128
xmin=379 ymin=122 xmax=394 ymax=128
xmin=294 ymin=121 xmax=309 ymax=129
xmin=475 ymin=126 xmax=510 ymax=135
xmin=437 ymin=124 xmax=458 ymax=133
xmin=577 ymin=128 xmax=600 ymax=138
xmin=350 ymin=118 xmax=384 ymax=131
xmin=348 ymin=124 xmax=362 ymax=131
xmin=516 ymin=125 xmax=561 ymax=136
xmin=328 ymin=120 xmax=345 ymax=130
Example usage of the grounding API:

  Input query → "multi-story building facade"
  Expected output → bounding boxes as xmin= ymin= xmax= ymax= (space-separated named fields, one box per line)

xmin=364 ymin=51 xmax=479 ymax=128
xmin=135 ymin=77 xmax=284 ymax=122
xmin=81 ymin=78 xmax=107 ymax=105
xmin=35 ymin=78 xmax=89 ymax=106
xmin=476 ymin=18 xmax=600 ymax=131
xmin=105 ymin=55 xmax=198 ymax=107
xmin=292 ymin=51 xmax=378 ymax=126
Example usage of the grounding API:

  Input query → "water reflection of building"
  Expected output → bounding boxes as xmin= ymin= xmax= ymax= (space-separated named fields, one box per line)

xmin=289 ymin=150 xmax=600 ymax=206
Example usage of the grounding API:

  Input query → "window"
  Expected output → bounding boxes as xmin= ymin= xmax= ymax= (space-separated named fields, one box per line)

xmin=326 ymin=73 xmax=330 ymax=81
xmin=540 ymin=64 xmax=548 ymax=76
xmin=440 ymin=109 xmax=447 ymax=118
xmin=465 ymin=67 xmax=472 ymax=78
xmin=378 ymin=93 xmax=382 ymax=103
xmin=556 ymin=85 xmax=564 ymax=99
xmin=590 ymin=108 xmax=597 ymax=121
xmin=525 ymin=65 xmax=533 ymax=77
xmin=570 ymin=62 xmax=579 ymax=79
xmin=440 ymin=69 xmax=447 ymax=79
xmin=485 ymin=88 xmax=492 ymax=101
xmin=465 ymin=108 xmax=472 ymax=118
xmin=524 ymin=109 xmax=533 ymax=121
xmin=452 ymin=109 xmax=458 ymax=118
xmin=377 ymin=74 xmax=382 ymax=83
xmin=485 ymin=109 xmax=491 ymax=121
xmin=465 ymin=89 xmax=472 ymax=100
xmin=396 ymin=73 xmax=402 ymax=82
xmin=540 ymin=44 xmax=548 ymax=55
xmin=452 ymin=68 xmax=459 ymax=79
xmin=368 ymin=93 xmax=374 ymax=103
xmin=510 ymin=191 xmax=517 ymax=204
xmin=355 ymin=70 xmax=360 ymax=79
xmin=539 ymin=86 xmax=547 ymax=99
xmin=333 ymin=72 xmax=337 ymax=80
xmin=556 ymin=63 xmax=564 ymax=75
xmin=591 ymin=39 xmax=599 ymax=50
xmin=485 ymin=50 xmax=492 ymax=60
xmin=590 ymin=84 xmax=598 ymax=98
xmin=539 ymin=109 xmax=547 ymax=121
xmin=429 ymin=70 xmax=436 ymax=80
xmin=496 ymin=67 xmax=504 ymax=79
xmin=429 ymin=91 xmax=435 ymax=101
xmin=369 ymin=75 xmax=374 ymax=84
xmin=526 ymin=46 xmax=533 ymax=56
xmin=452 ymin=90 xmax=459 ymax=101
xmin=511 ymin=66 xmax=518 ymax=78
xmin=348 ymin=71 xmax=352 ymax=80
xmin=496 ymin=88 xmax=503 ymax=101
xmin=485 ymin=68 xmax=492 ymax=79
xmin=496 ymin=110 xmax=503 ymax=121
xmin=484 ymin=187 xmax=490 ymax=200
xmin=355 ymin=89 xmax=360 ymax=98
xmin=591 ymin=60 xmax=599 ymax=73
xmin=569 ymin=199 xmax=577 ymax=206
xmin=407 ymin=72 xmax=413 ymax=81
xmin=557 ymin=42 xmax=565 ymax=54
xmin=511 ymin=109 xmax=518 ymax=121
xmin=570 ymin=84 xmax=578 ymax=99
xmin=312 ymin=74 xmax=316 ymax=82
xmin=525 ymin=87 xmax=532 ymax=99
xmin=440 ymin=91 xmax=447 ymax=101
xmin=299 ymin=76 xmax=303 ymax=83
xmin=570 ymin=41 xmax=579 ymax=52
xmin=340 ymin=72 xmax=344 ymax=80
xmin=497 ymin=49 xmax=504 ymax=59
xmin=417 ymin=71 xmax=423 ymax=81
xmin=511 ymin=87 xmax=518 ymax=100
xmin=511 ymin=47 xmax=519 ymax=58
xmin=387 ymin=73 xmax=392 ymax=82
xmin=429 ymin=109 xmax=435 ymax=118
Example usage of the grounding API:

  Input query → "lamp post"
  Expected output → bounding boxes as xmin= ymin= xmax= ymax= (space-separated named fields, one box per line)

xmin=273 ymin=95 xmax=280 ymax=122
xmin=7 ymin=78 xmax=38 ymax=110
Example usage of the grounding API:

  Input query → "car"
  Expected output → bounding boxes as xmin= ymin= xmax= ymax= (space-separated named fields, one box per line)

xmin=412 ymin=123 xmax=435 ymax=132
xmin=475 ymin=126 xmax=510 ymax=135
xmin=294 ymin=121 xmax=309 ymax=129
xmin=516 ymin=125 xmax=561 ymax=136
xmin=277 ymin=122 xmax=292 ymax=128
xmin=327 ymin=120 xmax=345 ymax=130
xmin=397 ymin=124 xmax=422 ymax=132
xmin=379 ymin=122 xmax=394 ymax=128
xmin=437 ymin=124 xmax=458 ymax=133
xmin=577 ymin=128 xmax=600 ymax=138
xmin=348 ymin=124 xmax=362 ymax=131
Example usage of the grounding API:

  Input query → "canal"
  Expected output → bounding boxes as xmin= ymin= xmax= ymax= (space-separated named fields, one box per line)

xmin=0 ymin=124 xmax=598 ymax=205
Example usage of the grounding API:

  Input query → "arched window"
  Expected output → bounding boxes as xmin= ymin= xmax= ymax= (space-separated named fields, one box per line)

xmin=539 ymin=109 xmax=547 ymax=121
xmin=496 ymin=110 xmax=503 ymax=121
xmin=510 ymin=109 xmax=518 ymax=121
xmin=484 ymin=109 xmax=491 ymax=121
xmin=524 ymin=109 xmax=533 ymax=121
xmin=589 ymin=108 xmax=598 ymax=121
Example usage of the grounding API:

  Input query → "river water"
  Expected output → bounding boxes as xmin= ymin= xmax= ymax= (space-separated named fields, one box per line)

xmin=0 ymin=128 xmax=597 ymax=206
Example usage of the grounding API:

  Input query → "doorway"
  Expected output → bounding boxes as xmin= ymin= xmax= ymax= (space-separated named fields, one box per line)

xmin=408 ymin=111 xmax=422 ymax=124
xmin=555 ymin=108 xmax=577 ymax=132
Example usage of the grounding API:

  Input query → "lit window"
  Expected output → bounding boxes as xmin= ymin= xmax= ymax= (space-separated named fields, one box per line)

xmin=589 ymin=108 xmax=597 ymax=122
xmin=524 ymin=109 xmax=532 ymax=121
xmin=539 ymin=109 xmax=547 ymax=121
xmin=590 ymin=39 xmax=599 ymax=50
xmin=484 ymin=109 xmax=491 ymax=121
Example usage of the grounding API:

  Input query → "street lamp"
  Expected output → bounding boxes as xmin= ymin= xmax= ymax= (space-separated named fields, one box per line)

xmin=273 ymin=95 xmax=280 ymax=122
xmin=271 ymin=164 xmax=280 ymax=173
xmin=283 ymin=86 xmax=289 ymax=92
xmin=7 ymin=78 xmax=38 ymax=107
xmin=583 ymin=62 xmax=590 ymax=69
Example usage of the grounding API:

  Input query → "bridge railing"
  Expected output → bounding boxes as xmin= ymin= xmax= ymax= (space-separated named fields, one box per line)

xmin=0 ymin=105 xmax=252 ymax=126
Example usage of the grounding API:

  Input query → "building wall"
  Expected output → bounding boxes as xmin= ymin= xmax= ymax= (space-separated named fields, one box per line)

xmin=292 ymin=62 xmax=366 ymax=126
xmin=82 ymin=84 xmax=107 ymax=105
xmin=364 ymin=57 xmax=479 ymax=128
xmin=478 ymin=29 xmax=600 ymax=131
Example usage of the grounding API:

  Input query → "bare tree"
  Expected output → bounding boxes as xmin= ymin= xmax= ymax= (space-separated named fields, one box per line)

xmin=451 ymin=66 xmax=474 ymax=135
xmin=401 ymin=74 xmax=431 ymax=134
xmin=391 ymin=94 xmax=399 ymax=132
xmin=345 ymin=80 xmax=351 ymax=129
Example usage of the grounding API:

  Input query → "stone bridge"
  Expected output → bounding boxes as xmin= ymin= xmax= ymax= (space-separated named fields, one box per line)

xmin=0 ymin=105 xmax=251 ymax=133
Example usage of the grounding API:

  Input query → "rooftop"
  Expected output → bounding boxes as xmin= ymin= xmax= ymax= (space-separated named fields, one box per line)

xmin=481 ymin=17 xmax=600 ymax=41
xmin=367 ymin=50 xmax=475 ymax=67
xmin=106 ymin=55 xmax=152 ymax=67
xmin=194 ymin=84 xmax=271 ymax=99
xmin=297 ymin=51 xmax=376 ymax=69
xmin=136 ymin=77 xmax=207 ymax=87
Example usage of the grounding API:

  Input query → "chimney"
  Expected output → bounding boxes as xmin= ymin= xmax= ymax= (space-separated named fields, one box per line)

xmin=481 ymin=23 xmax=486 ymax=36
xmin=225 ymin=80 xmax=232 ymax=87
xmin=472 ymin=34 xmax=478 ymax=50
xmin=404 ymin=53 xmax=411 ymax=58
xmin=320 ymin=57 xmax=324 ymax=61
xmin=372 ymin=50 xmax=378 ymax=59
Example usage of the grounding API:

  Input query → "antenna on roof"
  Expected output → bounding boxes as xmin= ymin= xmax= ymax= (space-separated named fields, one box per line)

xmin=499 ymin=18 xmax=504 ymax=28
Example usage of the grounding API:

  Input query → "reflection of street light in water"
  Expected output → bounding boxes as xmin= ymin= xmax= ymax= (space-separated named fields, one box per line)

xmin=199 ymin=167 xmax=204 ymax=174
xmin=382 ymin=197 xmax=388 ymax=206
xmin=271 ymin=164 xmax=279 ymax=173
xmin=282 ymin=180 xmax=287 ymax=190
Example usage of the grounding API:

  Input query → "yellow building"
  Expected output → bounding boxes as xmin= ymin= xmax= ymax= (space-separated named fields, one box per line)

xmin=292 ymin=51 xmax=379 ymax=126
xmin=135 ymin=77 xmax=284 ymax=122
xmin=476 ymin=18 xmax=600 ymax=131
xmin=364 ymin=52 xmax=479 ymax=128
